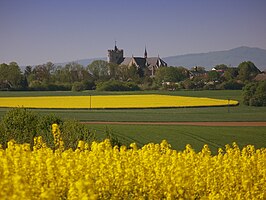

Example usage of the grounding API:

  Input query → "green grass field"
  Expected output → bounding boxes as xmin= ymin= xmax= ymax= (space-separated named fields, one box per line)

xmin=87 ymin=124 xmax=266 ymax=153
xmin=0 ymin=90 xmax=265 ymax=152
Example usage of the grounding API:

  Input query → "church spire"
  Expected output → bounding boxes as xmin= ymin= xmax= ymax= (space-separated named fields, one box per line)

xmin=144 ymin=46 xmax=147 ymax=58
xmin=114 ymin=40 xmax=118 ymax=51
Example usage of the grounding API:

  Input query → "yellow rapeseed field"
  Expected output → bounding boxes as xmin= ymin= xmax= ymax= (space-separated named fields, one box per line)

xmin=0 ymin=94 xmax=238 ymax=109
xmin=0 ymin=128 xmax=265 ymax=199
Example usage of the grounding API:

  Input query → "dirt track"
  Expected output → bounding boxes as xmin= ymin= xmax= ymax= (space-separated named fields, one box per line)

xmin=82 ymin=121 xmax=266 ymax=127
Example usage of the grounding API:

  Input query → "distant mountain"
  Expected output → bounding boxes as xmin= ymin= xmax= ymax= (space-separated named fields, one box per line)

xmin=163 ymin=46 xmax=266 ymax=71
xmin=20 ymin=46 xmax=266 ymax=72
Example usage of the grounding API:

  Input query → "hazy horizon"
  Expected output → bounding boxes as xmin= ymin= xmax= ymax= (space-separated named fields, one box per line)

xmin=1 ymin=0 xmax=266 ymax=66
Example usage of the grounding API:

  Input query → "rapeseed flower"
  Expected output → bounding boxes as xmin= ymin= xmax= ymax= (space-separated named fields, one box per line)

xmin=0 ymin=136 xmax=265 ymax=199
xmin=0 ymin=95 xmax=238 ymax=109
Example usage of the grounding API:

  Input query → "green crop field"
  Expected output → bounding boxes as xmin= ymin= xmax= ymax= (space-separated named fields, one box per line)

xmin=0 ymin=90 xmax=265 ymax=152
xmin=87 ymin=124 xmax=266 ymax=153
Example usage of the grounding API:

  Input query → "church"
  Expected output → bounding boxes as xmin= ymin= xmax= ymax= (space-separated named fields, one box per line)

xmin=107 ymin=44 xmax=167 ymax=76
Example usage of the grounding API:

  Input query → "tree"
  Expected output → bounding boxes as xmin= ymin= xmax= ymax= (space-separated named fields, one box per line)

xmin=237 ymin=61 xmax=260 ymax=81
xmin=214 ymin=64 xmax=228 ymax=71
xmin=181 ymin=79 xmax=196 ymax=89
xmin=128 ymin=65 xmax=142 ymax=82
xmin=88 ymin=60 xmax=109 ymax=80
xmin=224 ymin=67 xmax=239 ymax=81
xmin=191 ymin=66 xmax=205 ymax=72
xmin=54 ymin=62 xmax=92 ymax=83
xmin=31 ymin=62 xmax=55 ymax=83
xmin=65 ymin=62 xmax=90 ymax=83
xmin=207 ymin=70 xmax=220 ymax=82
xmin=0 ymin=62 xmax=23 ymax=90
xmin=116 ymin=65 xmax=141 ymax=82
xmin=155 ymin=66 xmax=188 ymax=84
xmin=24 ymin=66 xmax=33 ymax=77
xmin=117 ymin=65 xmax=130 ymax=81
xmin=108 ymin=63 xmax=119 ymax=80
xmin=242 ymin=81 xmax=266 ymax=106
xmin=96 ymin=80 xmax=140 ymax=91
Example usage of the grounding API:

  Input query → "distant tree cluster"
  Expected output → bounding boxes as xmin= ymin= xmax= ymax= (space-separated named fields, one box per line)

xmin=0 ymin=62 xmax=26 ymax=90
xmin=0 ymin=60 xmax=264 ymax=106
xmin=242 ymin=81 xmax=266 ymax=106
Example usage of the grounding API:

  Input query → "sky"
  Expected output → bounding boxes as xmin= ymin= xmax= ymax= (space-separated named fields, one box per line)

xmin=1 ymin=0 xmax=266 ymax=66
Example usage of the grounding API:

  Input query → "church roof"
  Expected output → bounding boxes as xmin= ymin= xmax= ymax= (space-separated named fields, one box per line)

xmin=120 ymin=56 xmax=167 ymax=69
xmin=147 ymin=57 xmax=167 ymax=67
xmin=120 ymin=57 xmax=131 ymax=66
xmin=146 ymin=57 xmax=159 ymax=66
xmin=132 ymin=57 xmax=146 ymax=68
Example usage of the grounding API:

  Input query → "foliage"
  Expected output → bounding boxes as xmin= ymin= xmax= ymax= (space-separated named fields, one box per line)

xmin=180 ymin=79 xmax=196 ymax=89
xmin=71 ymin=82 xmax=85 ymax=92
xmin=54 ymin=62 xmax=92 ymax=84
xmin=217 ymin=80 xmax=244 ymax=90
xmin=207 ymin=70 xmax=220 ymax=81
xmin=0 ymin=59 xmax=263 ymax=92
xmin=223 ymin=67 xmax=239 ymax=80
xmin=242 ymin=81 xmax=266 ymax=106
xmin=36 ymin=114 xmax=63 ymax=148
xmin=88 ymin=60 xmax=109 ymax=80
xmin=0 ymin=108 xmax=38 ymax=147
xmin=29 ymin=81 xmax=71 ymax=91
xmin=60 ymin=120 xmax=95 ymax=150
xmin=82 ymin=80 xmax=96 ymax=90
xmin=155 ymin=66 xmax=188 ymax=84
xmin=30 ymin=62 xmax=55 ymax=83
xmin=214 ymin=64 xmax=228 ymax=70
xmin=237 ymin=61 xmax=261 ymax=81
xmin=104 ymin=126 xmax=122 ymax=147
xmin=0 ymin=108 xmax=96 ymax=149
xmin=0 ymin=139 xmax=265 ymax=199
xmin=96 ymin=80 xmax=140 ymax=91
xmin=0 ymin=62 xmax=23 ymax=90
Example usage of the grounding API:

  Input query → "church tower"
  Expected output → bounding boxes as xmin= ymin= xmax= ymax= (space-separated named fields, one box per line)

xmin=107 ymin=42 xmax=124 ymax=64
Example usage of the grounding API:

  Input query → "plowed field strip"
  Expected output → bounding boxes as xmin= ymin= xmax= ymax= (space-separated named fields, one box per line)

xmin=82 ymin=122 xmax=266 ymax=126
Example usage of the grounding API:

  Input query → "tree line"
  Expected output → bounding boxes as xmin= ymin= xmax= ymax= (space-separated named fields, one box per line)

xmin=1 ymin=60 xmax=265 ymax=105
xmin=0 ymin=60 xmax=263 ymax=89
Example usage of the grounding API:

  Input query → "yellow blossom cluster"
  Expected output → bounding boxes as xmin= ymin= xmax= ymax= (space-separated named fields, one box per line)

xmin=0 ymin=138 xmax=265 ymax=199
xmin=0 ymin=94 xmax=238 ymax=109
xmin=51 ymin=123 xmax=64 ymax=151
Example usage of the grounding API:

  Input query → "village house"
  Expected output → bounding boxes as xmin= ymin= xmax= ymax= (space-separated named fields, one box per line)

xmin=254 ymin=70 xmax=266 ymax=81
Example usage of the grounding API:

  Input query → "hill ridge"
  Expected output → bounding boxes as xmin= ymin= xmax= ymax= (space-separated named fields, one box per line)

xmin=20 ymin=46 xmax=266 ymax=71
xmin=163 ymin=46 xmax=266 ymax=70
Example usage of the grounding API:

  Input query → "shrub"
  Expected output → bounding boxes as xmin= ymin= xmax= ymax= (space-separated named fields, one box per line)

xmin=0 ymin=108 xmax=123 ymax=149
xmin=218 ymin=80 xmax=244 ymax=90
xmin=0 ymin=108 xmax=38 ymax=147
xmin=72 ymin=82 xmax=85 ymax=92
xmin=180 ymin=79 xmax=196 ymax=89
xmin=104 ymin=127 xmax=123 ymax=147
xmin=36 ymin=114 xmax=64 ymax=148
xmin=96 ymin=80 xmax=140 ymax=91
xmin=60 ymin=120 xmax=95 ymax=150
xmin=29 ymin=81 xmax=71 ymax=91
xmin=82 ymin=80 xmax=96 ymax=90
xmin=242 ymin=81 xmax=266 ymax=106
